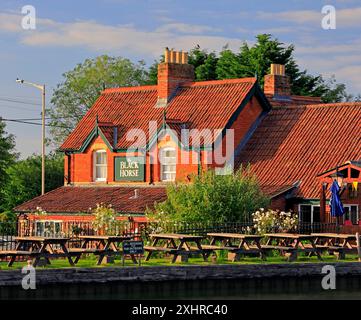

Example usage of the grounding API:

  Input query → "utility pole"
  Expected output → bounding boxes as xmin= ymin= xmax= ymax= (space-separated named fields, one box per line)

xmin=41 ymin=84 xmax=45 ymax=195
xmin=16 ymin=79 xmax=46 ymax=195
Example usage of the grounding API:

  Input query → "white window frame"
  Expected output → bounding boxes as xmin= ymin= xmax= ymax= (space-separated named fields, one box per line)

xmin=343 ymin=204 xmax=359 ymax=224
xmin=93 ymin=150 xmax=107 ymax=182
xmin=35 ymin=220 xmax=62 ymax=237
xmin=160 ymin=147 xmax=176 ymax=182
xmin=298 ymin=204 xmax=320 ymax=223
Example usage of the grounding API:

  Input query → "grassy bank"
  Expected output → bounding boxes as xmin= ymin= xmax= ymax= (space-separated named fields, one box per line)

xmin=0 ymin=253 xmax=358 ymax=270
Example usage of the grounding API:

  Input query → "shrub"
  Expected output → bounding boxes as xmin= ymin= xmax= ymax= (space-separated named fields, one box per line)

xmin=147 ymin=166 xmax=269 ymax=224
xmin=252 ymin=208 xmax=298 ymax=234
xmin=91 ymin=203 xmax=130 ymax=235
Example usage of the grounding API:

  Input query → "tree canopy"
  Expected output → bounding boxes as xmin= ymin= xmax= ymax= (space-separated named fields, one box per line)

xmin=1 ymin=153 xmax=64 ymax=213
xmin=49 ymin=55 xmax=150 ymax=146
xmin=147 ymin=168 xmax=269 ymax=224
xmin=0 ymin=119 xmax=17 ymax=212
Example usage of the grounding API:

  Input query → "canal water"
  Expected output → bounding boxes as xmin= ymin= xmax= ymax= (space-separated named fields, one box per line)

xmin=1 ymin=275 xmax=361 ymax=300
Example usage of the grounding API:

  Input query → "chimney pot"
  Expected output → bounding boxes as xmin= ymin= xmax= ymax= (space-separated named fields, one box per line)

xmin=176 ymin=51 xmax=181 ymax=63
xmin=270 ymin=63 xmax=285 ymax=76
xmin=164 ymin=48 xmax=170 ymax=63
xmin=181 ymin=52 xmax=188 ymax=64
xmin=170 ymin=49 xmax=176 ymax=63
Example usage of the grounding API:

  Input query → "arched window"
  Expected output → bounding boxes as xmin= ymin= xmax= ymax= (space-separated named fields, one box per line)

xmin=93 ymin=150 xmax=107 ymax=182
xmin=160 ymin=147 xmax=176 ymax=181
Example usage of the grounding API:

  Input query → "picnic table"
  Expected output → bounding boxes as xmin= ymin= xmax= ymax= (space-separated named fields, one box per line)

xmin=9 ymin=236 xmax=74 ymax=267
xmin=311 ymin=233 xmax=356 ymax=248
xmin=263 ymin=233 xmax=322 ymax=261
xmin=311 ymin=233 xmax=357 ymax=259
xmin=206 ymin=233 xmax=265 ymax=261
xmin=144 ymin=233 xmax=207 ymax=263
xmin=69 ymin=235 xmax=133 ymax=265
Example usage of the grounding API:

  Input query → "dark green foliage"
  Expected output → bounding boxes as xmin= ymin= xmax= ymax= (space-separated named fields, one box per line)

xmin=149 ymin=168 xmax=269 ymax=224
xmin=2 ymin=153 xmax=64 ymax=212
xmin=0 ymin=119 xmax=17 ymax=212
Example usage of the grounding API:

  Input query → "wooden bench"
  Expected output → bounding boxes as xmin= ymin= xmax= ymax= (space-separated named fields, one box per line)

xmin=193 ymin=245 xmax=262 ymax=255
xmin=310 ymin=245 xmax=347 ymax=259
xmin=0 ymin=250 xmax=34 ymax=257
xmin=261 ymin=245 xmax=298 ymax=262
xmin=144 ymin=246 xmax=202 ymax=262
xmin=67 ymin=248 xmax=101 ymax=254
xmin=144 ymin=246 xmax=179 ymax=254
xmin=327 ymin=246 xmax=346 ymax=260
xmin=0 ymin=250 xmax=35 ymax=267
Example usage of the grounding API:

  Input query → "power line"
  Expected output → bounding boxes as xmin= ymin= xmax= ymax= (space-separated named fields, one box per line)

xmin=0 ymin=117 xmax=49 ymax=121
xmin=1 ymin=118 xmax=72 ymax=129
xmin=0 ymin=94 xmax=41 ymax=101
xmin=0 ymin=97 xmax=40 ymax=106
xmin=0 ymin=103 xmax=39 ymax=112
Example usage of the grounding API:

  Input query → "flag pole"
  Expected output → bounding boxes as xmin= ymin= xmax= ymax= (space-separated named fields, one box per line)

xmin=335 ymin=165 xmax=340 ymax=233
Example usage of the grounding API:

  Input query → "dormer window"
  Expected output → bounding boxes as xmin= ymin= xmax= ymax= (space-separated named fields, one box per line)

xmin=160 ymin=147 xmax=176 ymax=182
xmin=94 ymin=150 xmax=107 ymax=182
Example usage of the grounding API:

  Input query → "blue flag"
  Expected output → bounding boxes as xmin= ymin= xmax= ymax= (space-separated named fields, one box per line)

xmin=329 ymin=180 xmax=344 ymax=217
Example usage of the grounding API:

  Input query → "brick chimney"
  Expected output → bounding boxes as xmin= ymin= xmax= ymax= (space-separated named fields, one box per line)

xmin=264 ymin=64 xmax=291 ymax=98
xmin=156 ymin=48 xmax=194 ymax=108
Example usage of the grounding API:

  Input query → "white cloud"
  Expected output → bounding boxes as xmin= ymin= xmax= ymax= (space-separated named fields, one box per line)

xmin=295 ymin=39 xmax=361 ymax=94
xmin=0 ymin=13 xmax=23 ymax=32
xmin=155 ymin=22 xmax=221 ymax=34
xmin=0 ymin=12 xmax=242 ymax=57
xmin=258 ymin=7 xmax=361 ymax=28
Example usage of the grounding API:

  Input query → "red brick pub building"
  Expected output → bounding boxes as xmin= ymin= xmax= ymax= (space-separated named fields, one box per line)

xmin=15 ymin=48 xmax=361 ymax=234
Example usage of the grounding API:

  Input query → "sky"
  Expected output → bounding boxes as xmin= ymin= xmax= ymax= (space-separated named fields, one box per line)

xmin=0 ymin=0 xmax=360 ymax=158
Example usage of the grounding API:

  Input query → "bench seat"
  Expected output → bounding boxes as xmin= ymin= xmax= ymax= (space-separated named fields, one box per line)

xmin=144 ymin=246 xmax=178 ymax=253
xmin=0 ymin=250 xmax=34 ymax=256
xmin=191 ymin=245 xmax=233 ymax=251
xmin=67 ymin=248 xmax=101 ymax=254
xmin=261 ymin=245 xmax=297 ymax=251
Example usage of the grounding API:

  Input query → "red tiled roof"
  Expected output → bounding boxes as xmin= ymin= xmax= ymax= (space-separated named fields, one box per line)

xmin=60 ymin=78 xmax=264 ymax=151
xmin=265 ymin=94 xmax=322 ymax=107
xmin=260 ymin=184 xmax=298 ymax=198
xmin=14 ymin=182 xmax=293 ymax=214
xmin=14 ymin=186 xmax=167 ymax=214
xmin=236 ymin=103 xmax=361 ymax=199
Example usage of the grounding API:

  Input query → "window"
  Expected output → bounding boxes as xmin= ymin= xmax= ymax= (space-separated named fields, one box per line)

xmin=343 ymin=205 xmax=359 ymax=225
xmin=299 ymin=204 xmax=320 ymax=223
xmin=35 ymin=221 xmax=62 ymax=237
xmin=94 ymin=150 xmax=107 ymax=182
xmin=160 ymin=147 xmax=176 ymax=181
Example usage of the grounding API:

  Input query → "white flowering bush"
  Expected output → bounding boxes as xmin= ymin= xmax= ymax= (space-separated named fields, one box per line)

xmin=34 ymin=206 xmax=47 ymax=217
xmin=252 ymin=208 xmax=298 ymax=234
xmin=92 ymin=203 xmax=117 ymax=235
xmin=91 ymin=203 xmax=131 ymax=235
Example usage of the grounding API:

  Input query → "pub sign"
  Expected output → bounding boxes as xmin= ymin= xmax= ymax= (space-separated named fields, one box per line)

xmin=114 ymin=156 xmax=145 ymax=181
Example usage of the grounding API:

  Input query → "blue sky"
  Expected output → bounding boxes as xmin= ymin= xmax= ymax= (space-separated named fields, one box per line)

xmin=0 ymin=0 xmax=360 ymax=157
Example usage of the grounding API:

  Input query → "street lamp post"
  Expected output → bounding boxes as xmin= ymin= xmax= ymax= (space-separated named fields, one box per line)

xmin=16 ymin=78 xmax=46 ymax=195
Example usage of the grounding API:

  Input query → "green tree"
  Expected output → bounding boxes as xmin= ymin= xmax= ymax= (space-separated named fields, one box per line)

xmin=216 ymin=48 xmax=243 ymax=79
xmin=148 ymin=34 xmax=352 ymax=103
xmin=0 ymin=119 xmax=17 ymax=212
xmin=49 ymin=55 xmax=150 ymax=146
xmin=2 ymin=153 xmax=64 ymax=211
xmin=148 ymin=168 xmax=269 ymax=224
xmin=188 ymin=46 xmax=218 ymax=81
